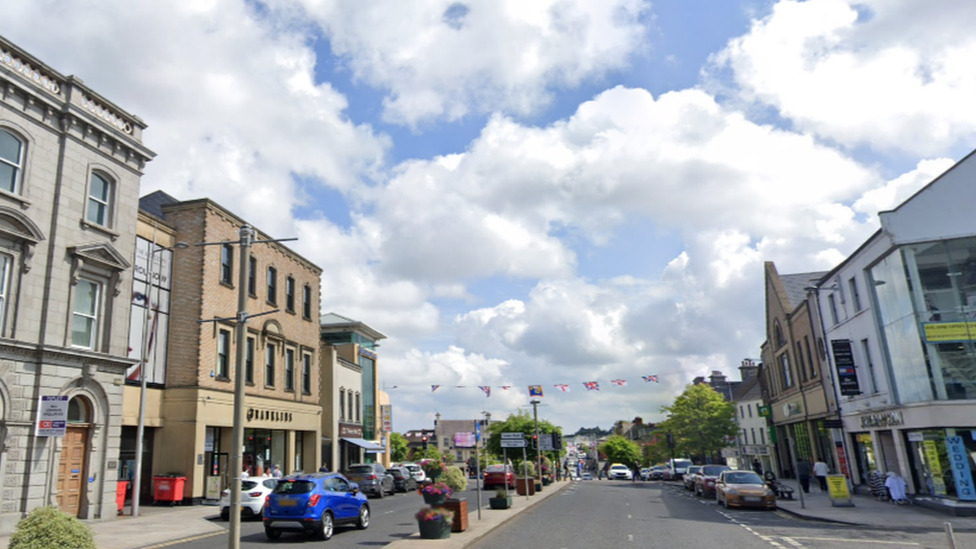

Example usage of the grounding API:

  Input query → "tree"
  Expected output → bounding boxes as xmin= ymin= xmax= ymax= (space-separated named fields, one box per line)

xmin=658 ymin=383 xmax=738 ymax=463
xmin=598 ymin=435 xmax=641 ymax=466
xmin=484 ymin=411 xmax=560 ymax=467
xmin=389 ymin=433 xmax=409 ymax=462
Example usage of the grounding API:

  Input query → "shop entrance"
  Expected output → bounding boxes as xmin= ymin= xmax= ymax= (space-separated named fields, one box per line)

xmin=245 ymin=428 xmax=285 ymax=477
xmin=57 ymin=425 xmax=88 ymax=516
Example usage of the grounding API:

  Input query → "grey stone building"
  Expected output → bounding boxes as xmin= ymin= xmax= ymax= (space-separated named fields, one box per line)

xmin=0 ymin=36 xmax=153 ymax=532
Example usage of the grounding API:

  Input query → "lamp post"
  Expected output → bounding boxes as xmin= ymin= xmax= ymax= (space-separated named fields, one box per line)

xmin=196 ymin=225 xmax=295 ymax=549
xmin=131 ymin=229 xmax=187 ymax=518
xmin=530 ymin=400 xmax=541 ymax=485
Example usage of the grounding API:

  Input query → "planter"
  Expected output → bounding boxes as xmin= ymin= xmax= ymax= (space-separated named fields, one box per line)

xmin=535 ymin=481 xmax=543 ymax=492
xmin=417 ymin=519 xmax=451 ymax=540
xmin=422 ymin=493 xmax=447 ymax=506
xmin=436 ymin=498 xmax=468 ymax=532
xmin=489 ymin=496 xmax=512 ymax=510
xmin=515 ymin=478 xmax=536 ymax=496
xmin=542 ymin=477 xmax=552 ymax=486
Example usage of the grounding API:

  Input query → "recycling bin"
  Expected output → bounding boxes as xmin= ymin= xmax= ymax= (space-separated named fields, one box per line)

xmin=153 ymin=476 xmax=186 ymax=505
xmin=116 ymin=481 xmax=128 ymax=515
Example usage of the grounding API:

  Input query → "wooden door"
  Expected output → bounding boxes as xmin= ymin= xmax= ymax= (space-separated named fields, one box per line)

xmin=56 ymin=426 xmax=88 ymax=516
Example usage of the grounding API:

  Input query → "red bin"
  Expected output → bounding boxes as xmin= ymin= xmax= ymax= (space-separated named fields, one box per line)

xmin=153 ymin=476 xmax=186 ymax=504
xmin=116 ymin=481 xmax=128 ymax=515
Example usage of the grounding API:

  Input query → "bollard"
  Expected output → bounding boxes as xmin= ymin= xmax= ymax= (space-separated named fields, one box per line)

xmin=944 ymin=522 xmax=957 ymax=549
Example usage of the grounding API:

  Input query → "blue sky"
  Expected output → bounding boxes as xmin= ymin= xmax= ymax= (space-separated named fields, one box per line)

xmin=6 ymin=0 xmax=975 ymax=433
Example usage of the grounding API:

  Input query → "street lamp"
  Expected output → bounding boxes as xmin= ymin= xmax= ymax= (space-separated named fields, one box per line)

xmin=131 ymin=232 xmax=188 ymax=517
xmin=530 ymin=400 xmax=541 ymax=485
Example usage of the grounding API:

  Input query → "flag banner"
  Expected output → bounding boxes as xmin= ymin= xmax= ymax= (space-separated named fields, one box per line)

xmin=500 ymin=385 xmax=512 ymax=390
xmin=583 ymin=381 xmax=600 ymax=391
xmin=528 ymin=385 xmax=544 ymax=397
xmin=479 ymin=386 xmax=491 ymax=397
xmin=642 ymin=375 xmax=659 ymax=383
xmin=610 ymin=379 xmax=627 ymax=387
xmin=554 ymin=384 xmax=570 ymax=392
xmin=431 ymin=385 xmax=440 ymax=393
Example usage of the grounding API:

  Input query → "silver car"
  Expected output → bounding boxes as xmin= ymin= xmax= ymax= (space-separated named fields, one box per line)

xmin=345 ymin=463 xmax=395 ymax=498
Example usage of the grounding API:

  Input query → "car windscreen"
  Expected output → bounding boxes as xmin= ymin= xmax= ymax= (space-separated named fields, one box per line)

xmin=726 ymin=472 xmax=763 ymax=484
xmin=702 ymin=466 xmax=729 ymax=476
xmin=348 ymin=466 xmax=373 ymax=474
xmin=486 ymin=465 xmax=508 ymax=472
xmin=390 ymin=469 xmax=405 ymax=478
xmin=686 ymin=466 xmax=701 ymax=474
xmin=673 ymin=460 xmax=692 ymax=468
xmin=404 ymin=465 xmax=419 ymax=472
xmin=272 ymin=480 xmax=314 ymax=495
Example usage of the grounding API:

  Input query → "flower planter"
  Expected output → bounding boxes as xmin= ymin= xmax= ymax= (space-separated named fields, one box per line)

xmin=417 ymin=519 xmax=451 ymax=539
xmin=436 ymin=498 xmax=468 ymax=532
xmin=542 ymin=477 xmax=552 ymax=486
xmin=489 ymin=496 xmax=512 ymax=509
xmin=535 ymin=481 xmax=543 ymax=492
xmin=422 ymin=493 xmax=447 ymax=506
xmin=515 ymin=478 xmax=535 ymax=496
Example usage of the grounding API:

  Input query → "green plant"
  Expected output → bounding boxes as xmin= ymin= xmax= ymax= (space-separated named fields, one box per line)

xmin=415 ymin=506 xmax=454 ymax=522
xmin=419 ymin=458 xmax=445 ymax=477
xmin=517 ymin=461 xmax=536 ymax=477
xmin=494 ymin=488 xmax=508 ymax=498
xmin=442 ymin=467 xmax=467 ymax=494
xmin=9 ymin=506 xmax=96 ymax=549
xmin=420 ymin=482 xmax=452 ymax=497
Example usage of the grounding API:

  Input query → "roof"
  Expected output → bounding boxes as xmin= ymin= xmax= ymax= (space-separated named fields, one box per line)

xmin=320 ymin=312 xmax=387 ymax=340
xmin=139 ymin=190 xmax=180 ymax=220
xmin=731 ymin=375 xmax=761 ymax=401
xmin=780 ymin=271 xmax=828 ymax=310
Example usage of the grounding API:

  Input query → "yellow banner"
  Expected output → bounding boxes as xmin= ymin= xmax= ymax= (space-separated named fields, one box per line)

xmin=826 ymin=474 xmax=850 ymax=500
xmin=923 ymin=440 xmax=947 ymax=495
xmin=923 ymin=322 xmax=976 ymax=342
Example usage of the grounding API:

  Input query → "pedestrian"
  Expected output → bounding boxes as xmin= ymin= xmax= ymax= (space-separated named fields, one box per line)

xmin=272 ymin=464 xmax=283 ymax=478
xmin=796 ymin=459 xmax=811 ymax=493
xmin=633 ymin=461 xmax=641 ymax=482
xmin=319 ymin=462 xmax=330 ymax=473
xmin=813 ymin=459 xmax=829 ymax=492
xmin=241 ymin=466 xmax=250 ymax=479
xmin=752 ymin=458 xmax=763 ymax=476
xmin=601 ymin=461 xmax=609 ymax=480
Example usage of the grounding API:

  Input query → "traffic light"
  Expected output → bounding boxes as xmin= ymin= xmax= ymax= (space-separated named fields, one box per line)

xmin=666 ymin=432 xmax=675 ymax=449
xmin=531 ymin=434 xmax=538 ymax=450
xmin=422 ymin=436 xmax=429 ymax=452
xmin=553 ymin=432 xmax=562 ymax=450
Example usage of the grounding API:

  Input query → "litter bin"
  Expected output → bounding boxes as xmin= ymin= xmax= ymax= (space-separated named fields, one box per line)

xmin=116 ymin=481 xmax=129 ymax=515
xmin=153 ymin=476 xmax=186 ymax=505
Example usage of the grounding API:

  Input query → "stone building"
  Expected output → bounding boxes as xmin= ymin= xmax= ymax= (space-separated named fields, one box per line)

xmin=0 ymin=36 xmax=154 ymax=531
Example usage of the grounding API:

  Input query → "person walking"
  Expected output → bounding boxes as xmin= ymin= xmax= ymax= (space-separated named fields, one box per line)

xmin=632 ymin=461 xmax=640 ymax=482
xmin=813 ymin=459 xmax=829 ymax=492
xmin=796 ymin=458 xmax=811 ymax=493
xmin=752 ymin=458 xmax=763 ymax=476
xmin=272 ymin=464 xmax=283 ymax=478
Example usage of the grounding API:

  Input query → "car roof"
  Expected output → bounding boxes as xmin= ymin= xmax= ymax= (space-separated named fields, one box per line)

xmin=281 ymin=472 xmax=344 ymax=481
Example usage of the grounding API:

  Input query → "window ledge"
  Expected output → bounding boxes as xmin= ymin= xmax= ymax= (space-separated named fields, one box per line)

xmin=0 ymin=188 xmax=30 ymax=209
xmin=80 ymin=219 xmax=120 ymax=241
xmin=215 ymin=376 xmax=231 ymax=382
xmin=220 ymin=281 xmax=235 ymax=290
xmin=285 ymin=308 xmax=295 ymax=315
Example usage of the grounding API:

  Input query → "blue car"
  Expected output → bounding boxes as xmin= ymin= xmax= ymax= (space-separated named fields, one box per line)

xmin=263 ymin=473 xmax=370 ymax=540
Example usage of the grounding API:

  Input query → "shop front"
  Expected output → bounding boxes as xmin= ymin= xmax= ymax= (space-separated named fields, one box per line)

xmin=904 ymin=428 xmax=976 ymax=503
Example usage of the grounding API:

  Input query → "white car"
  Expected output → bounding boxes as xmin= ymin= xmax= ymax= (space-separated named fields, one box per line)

xmin=400 ymin=462 xmax=427 ymax=483
xmin=219 ymin=477 xmax=278 ymax=520
xmin=609 ymin=464 xmax=633 ymax=480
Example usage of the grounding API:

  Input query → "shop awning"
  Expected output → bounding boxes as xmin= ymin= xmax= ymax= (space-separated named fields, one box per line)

xmin=341 ymin=437 xmax=385 ymax=452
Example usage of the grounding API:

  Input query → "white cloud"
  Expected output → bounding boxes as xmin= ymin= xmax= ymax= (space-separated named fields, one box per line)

xmin=280 ymin=0 xmax=651 ymax=126
xmin=711 ymin=0 xmax=976 ymax=155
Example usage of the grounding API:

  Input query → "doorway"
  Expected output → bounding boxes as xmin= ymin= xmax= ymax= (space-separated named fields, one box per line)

xmin=57 ymin=396 xmax=92 ymax=516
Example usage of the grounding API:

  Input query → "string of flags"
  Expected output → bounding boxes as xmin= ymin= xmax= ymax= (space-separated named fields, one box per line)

xmin=395 ymin=375 xmax=661 ymax=398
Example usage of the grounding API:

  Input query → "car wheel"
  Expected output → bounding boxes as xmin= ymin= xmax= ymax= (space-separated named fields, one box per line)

xmin=315 ymin=510 xmax=334 ymax=541
xmin=220 ymin=508 xmax=229 ymax=521
xmin=265 ymin=527 xmax=281 ymax=540
xmin=377 ymin=485 xmax=385 ymax=498
xmin=357 ymin=505 xmax=370 ymax=530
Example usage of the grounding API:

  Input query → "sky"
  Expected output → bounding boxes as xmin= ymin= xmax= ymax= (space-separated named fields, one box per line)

xmin=7 ymin=0 xmax=976 ymax=435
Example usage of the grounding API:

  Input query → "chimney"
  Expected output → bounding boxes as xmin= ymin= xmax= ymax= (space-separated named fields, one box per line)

xmin=739 ymin=358 xmax=759 ymax=380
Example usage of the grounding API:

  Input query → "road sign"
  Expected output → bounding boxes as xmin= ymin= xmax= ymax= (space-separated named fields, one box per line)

xmin=501 ymin=432 xmax=525 ymax=440
xmin=501 ymin=439 xmax=527 ymax=448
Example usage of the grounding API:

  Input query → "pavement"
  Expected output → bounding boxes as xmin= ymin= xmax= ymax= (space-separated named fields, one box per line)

xmin=6 ymin=476 xmax=976 ymax=548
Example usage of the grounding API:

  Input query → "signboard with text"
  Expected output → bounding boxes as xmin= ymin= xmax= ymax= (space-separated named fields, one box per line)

xmin=35 ymin=395 xmax=68 ymax=437
xmin=830 ymin=339 xmax=862 ymax=396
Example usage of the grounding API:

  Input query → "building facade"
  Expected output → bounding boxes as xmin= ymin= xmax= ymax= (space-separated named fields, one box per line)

xmin=0 ymin=36 xmax=154 ymax=531
xmin=732 ymin=360 xmax=774 ymax=474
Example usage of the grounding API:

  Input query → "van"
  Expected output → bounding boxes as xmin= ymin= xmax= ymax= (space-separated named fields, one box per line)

xmin=668 ymin=459 xmax=693 ymax=479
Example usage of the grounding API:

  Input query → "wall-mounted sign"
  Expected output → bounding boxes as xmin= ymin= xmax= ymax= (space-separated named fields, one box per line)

xmin=922 ymin=321 xmax=976 ymax=343
xmin=757 ymin=406 xmax=771 ymax=417
xmin=246 ymin=408 xmax=294 ymax=423
xmin=339 ymin=423 xmax=363 ymax=438
xmin=783 ymin=401 xmax=803 ymax=417
xmin=454 ymin=432 xmax=476 ymax=448
xmin=831 ymin=339 xmax=862 ymax=396
xmin=859 ymin=411 xmax=904 ymax=429
xmin=35 ymin=395 xmax=68 ymax=437
xmin=380 ymin=404 xmax=392 ymax=433
xmin=946 ymin=436 xmax=976 ymax=501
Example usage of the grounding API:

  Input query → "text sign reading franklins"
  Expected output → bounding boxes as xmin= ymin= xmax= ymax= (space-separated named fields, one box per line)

xmin=35 ymin=395 xmax=68 ymax=437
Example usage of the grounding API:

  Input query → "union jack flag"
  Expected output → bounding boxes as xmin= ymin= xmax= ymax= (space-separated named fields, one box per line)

xmin=610 ymin=379 xmax=627 ymax=387
xmin=431 ymin=385 xmax=440 ymax=393
xmin=583 ymin=381 xmax=600 ymax=391
xmin=554 ymin=384 xmax=570 ymax=392
xmin=642 ymin=375 xmax=659 ymax=383
xmin=479 ymin=386 xmax=491 ymax=397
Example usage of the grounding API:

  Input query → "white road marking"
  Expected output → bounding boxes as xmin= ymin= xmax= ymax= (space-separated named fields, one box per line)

xmin=627 ymin=514 xmax=632 ymax=519
xmin=782 ymin=538 xmax=804 ymax=548
xmin=786 ymin=537 xmax=920 ymax=546
xmin=628 ymin=534 xmax=634 ymax=542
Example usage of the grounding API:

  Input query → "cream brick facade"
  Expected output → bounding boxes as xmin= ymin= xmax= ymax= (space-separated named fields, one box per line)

xmin=0 ymin=36 xmax=154 ymax=533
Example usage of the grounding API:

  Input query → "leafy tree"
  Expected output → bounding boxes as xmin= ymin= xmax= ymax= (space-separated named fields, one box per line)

xmin=598 ymin=435 xmax=641 ymax=466
xmin=484 ymin=411 xmax=560 ymax=468
xmin=658 ymin=383 xmax=738 ymax=463
xmin=389 ymin=432 xmax=409 ymax=462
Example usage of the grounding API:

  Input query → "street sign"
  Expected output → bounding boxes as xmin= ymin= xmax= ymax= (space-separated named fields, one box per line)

xmin=539 ymin=434 xmax=554 ymax=451
xmin=501 ymin=432 xmax=525 ymax=440
xmin=501 ymin=439 xmax=527 ymax=448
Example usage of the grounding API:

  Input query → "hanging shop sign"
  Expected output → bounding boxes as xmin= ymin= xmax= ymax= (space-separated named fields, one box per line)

xmin=380 ymin=404 xmax=392 ymax=433
xmin=246 ymin=408 xmax=294 ymax=423
xmin=859 ymin=411 xmax=904 ymax=429
xmin=946 ymin=436 xmax=976 ymax=501
xmin=830 ymin=339 xmax=862 ymax=396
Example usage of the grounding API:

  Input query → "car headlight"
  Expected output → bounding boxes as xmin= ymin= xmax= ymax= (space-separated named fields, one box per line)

xmin=726 ymin=488 xmax=738 ymax=495
xmin=764 ymin=489 xmax=775 ymax=497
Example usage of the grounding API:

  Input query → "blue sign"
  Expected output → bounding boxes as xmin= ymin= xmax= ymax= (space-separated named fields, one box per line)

xmin=475 ymin=421 xmax=481 ymax=442
xmin=945 ymin=436 xmax=976 ymax=501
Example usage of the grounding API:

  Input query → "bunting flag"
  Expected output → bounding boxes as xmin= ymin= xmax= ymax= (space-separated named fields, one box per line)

xmin=642 ymin=375 xmax=659 ymax=383
xmin=500 ymin=386 xmax=512 ymax=390
xmin=385 ymin=377 xmax=667 ymax=394
xmin=610 ymin=379 xmax=627 ymax=387
xmin=528 ymin=385 xmax=544 ymax=397
xmin=431 ymin=385 xmax=440 ymax=393
xmin=479 ymin=386 xmax=491 ymax=397
xmin=583 ymin=381 xmax=600 ymax=391
xmin=554 ymin=384 xmax=570 ymax=392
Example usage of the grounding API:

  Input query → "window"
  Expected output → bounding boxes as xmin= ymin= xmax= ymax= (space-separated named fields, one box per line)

xmin=71 ymin=279 xmax=100 ymax=349
xmin=774 ymin=321 xmax=786 ymax=347
xmin=0 ymin=130 xmax=23 ymax=194
xmin=221 ymin=244 xmax=234 ymax=285
xmin=302 ymin=354 xmax=311 ymax=394
xmin=760 ymin=428 xmax=766 ymax=445
xmin=780 ymin=353 xmax=793 ymax=389
xmin=861 ymin=338 xmax=878 ymax=394
xmin=267 ymin=267 xmax=277 ymax=305
xmin=86 ymin=173 xmax=112 ymax=226
xmin=796 ymin=342 xmax=807 ymax=382
xmin=285 ymin=348 xmax=295 ymax=391
xmin=355 ymin=393 xmax=360 ymax=422
xmin=67 ymin=397 xmax=91 ymax=423
xmin=739 ymin=405 xmax=744 ymax=419
xmin=217 ymin=330 xmax=230 ymax=378
xmin=0 ymin=254 xmax=9 ymax=333
xmin=750 ymin=428 xmax=756 ymax=445
xmin=286 ymin=276 xmax=295 ymax=312
xmin=805 ymin=337 xmax=817 ymax=379
xmin=747 ymin=404 xmax=752 ymax=418
xmin=849 ymin=277 xmax=862 ymax=312
xmin=347 ymin=390 xmax=353 ymax=422
xmin=265 ymin=343 xmax=275 ymax=388
xmin=248 ymin=256 xmax=256 ymax=296
xmin=339 ymin=390 xmax=345 ymax=420
xmin=828 ymin=294 xmax=839 ymax=325
xmin=302 ymin=285 xmax=311 ymax=319
xmin=245 ymin=337 xmax=254 ymax=384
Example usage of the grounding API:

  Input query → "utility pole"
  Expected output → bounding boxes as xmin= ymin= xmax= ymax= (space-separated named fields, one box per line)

xmin=530 ymin=399 xmax=541 ymax=484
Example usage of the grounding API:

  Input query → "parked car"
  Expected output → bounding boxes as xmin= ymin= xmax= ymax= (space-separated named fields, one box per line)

xmin=609 ymin=464 xmax=633 ymax=480
xmin=483 ymin=464 xmax=516 ymax=490
xmin=640 ymin=468 xmax=652 ymax=481
xmin=345 ymin=463 xmax=395 ymax=498
xmin=695 ymin=465 xmax=732 ymax=498
xmin=388 ymin=466 xmax=417 ymax=493
xmin=219 ymin=477 xmax=278 ymax=520
xmin=649 ymin=466 xmax=670 ymax=480
xmin=581 ymin=472 xmax=593 ymax=480
xmin=715 ymin=470 xmax=776 ymax=510
xmin=683 ymin=466 xmax=702 ymax=490
xmin=399 ymin=462 xmax=427 ymax=484
xmin=263 ymin=473 xmax=369 ymax=540
xmin=669 ymin=458 xmax=694 ymax=480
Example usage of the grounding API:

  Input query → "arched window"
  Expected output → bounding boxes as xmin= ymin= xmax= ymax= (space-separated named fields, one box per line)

xmin=774 ymin=320 xmax=786 ymax=348
xmin=0 ymin=130 xmax=24 ymax=194
xmin=67 ymin=397 xmax=91 ymax=424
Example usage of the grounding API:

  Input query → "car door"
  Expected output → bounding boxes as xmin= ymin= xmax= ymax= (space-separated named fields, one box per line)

xmin=331 ymin=476 xmax=359 ymax=520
